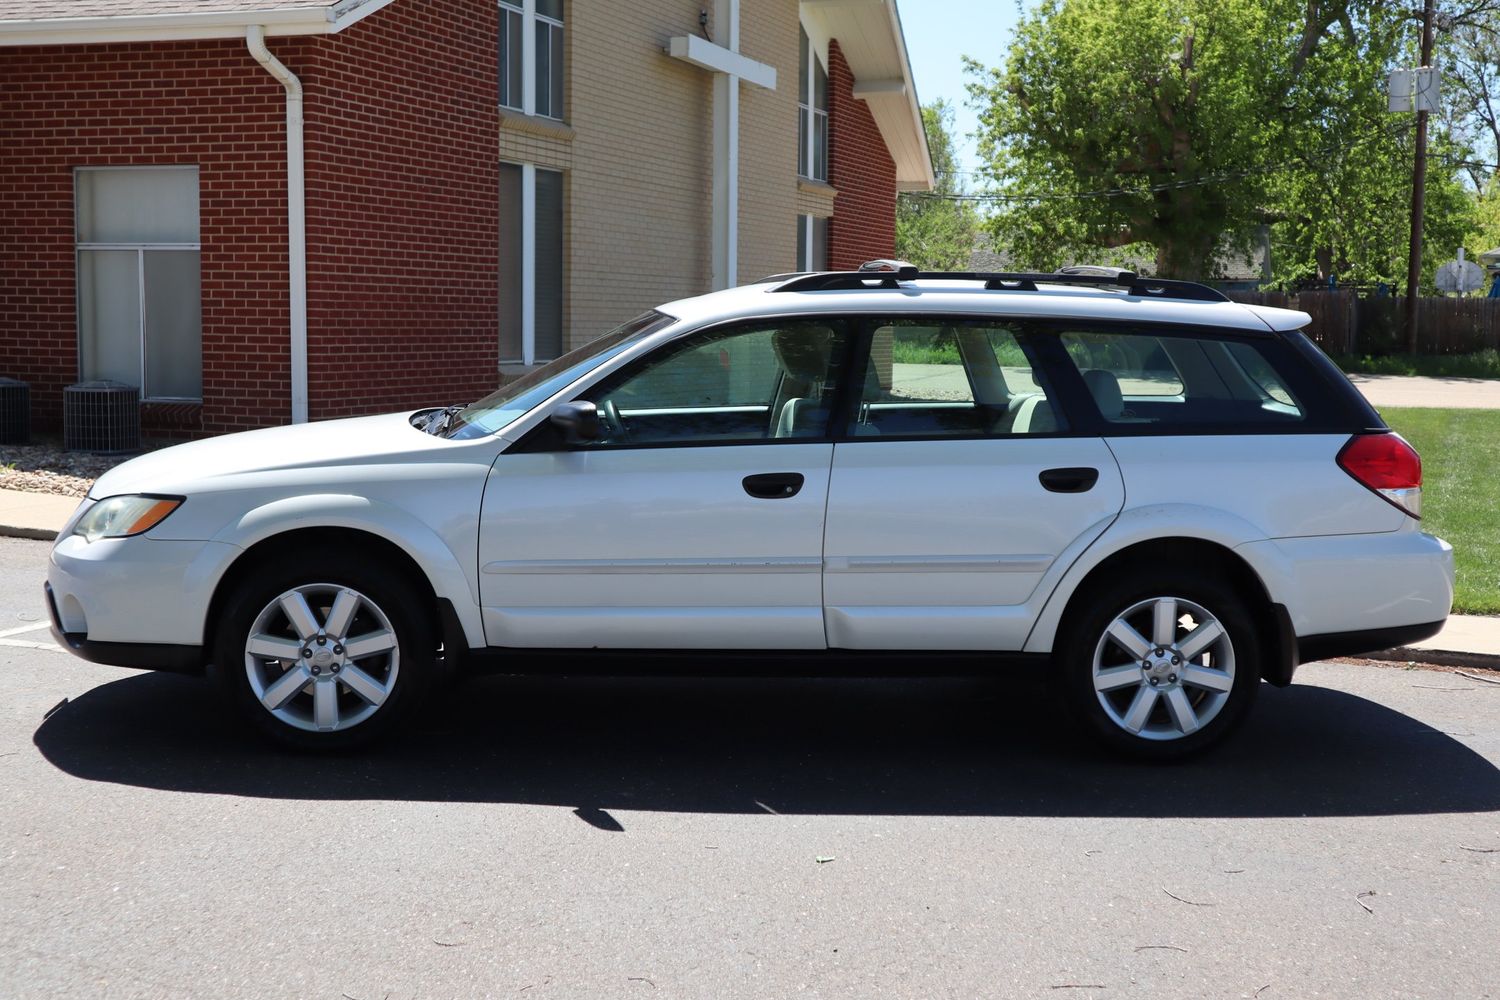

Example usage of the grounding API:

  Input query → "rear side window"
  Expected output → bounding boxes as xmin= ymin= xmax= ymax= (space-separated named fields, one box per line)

xmin=1056 ymin=328 xmax=1306 ymax=429
xmin=850 ymin=320 xmax=1065 ymax=437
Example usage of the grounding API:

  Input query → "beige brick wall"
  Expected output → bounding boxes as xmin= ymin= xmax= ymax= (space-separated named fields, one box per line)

xmin=796 ymin=179 xmax=837 ymax=219
xmin=503 ymin=1 xmax=805 ymax=354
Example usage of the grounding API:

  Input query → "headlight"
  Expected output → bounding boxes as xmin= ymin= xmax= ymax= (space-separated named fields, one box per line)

xmin=73 ymin=495 xmax=183 ymax=542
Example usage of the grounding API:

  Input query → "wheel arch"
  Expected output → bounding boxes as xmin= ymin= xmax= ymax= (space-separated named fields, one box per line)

xmin=203 ymin=494 xmax=484 ymax=655
xmin=1024 ymin=508 xmax=1294 ymax=684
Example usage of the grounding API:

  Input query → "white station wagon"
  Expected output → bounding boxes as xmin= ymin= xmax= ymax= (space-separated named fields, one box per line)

xmin=46 ymin=264 xmax=1453 ymax=758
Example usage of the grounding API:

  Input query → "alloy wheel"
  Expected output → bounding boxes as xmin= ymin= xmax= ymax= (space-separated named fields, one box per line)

xmin=243 ymin=583 xmax=400 ymax=733
xmin=1090 ymin=595 xmax=1236 ymax=741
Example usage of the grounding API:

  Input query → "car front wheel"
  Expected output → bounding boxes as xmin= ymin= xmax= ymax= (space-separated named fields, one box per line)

xmin=1059 ymin=571 xmax=1260 ymax=760
xmin=210 ymin=550 xmax=434 ymax=750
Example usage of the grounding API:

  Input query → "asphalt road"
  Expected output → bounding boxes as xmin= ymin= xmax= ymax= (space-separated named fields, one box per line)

xmin=2 ymin=535 xmax=1498 ymax=999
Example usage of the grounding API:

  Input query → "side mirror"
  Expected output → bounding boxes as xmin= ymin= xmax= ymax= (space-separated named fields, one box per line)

xmin=549 ymin=400 xmax=601 ymax=444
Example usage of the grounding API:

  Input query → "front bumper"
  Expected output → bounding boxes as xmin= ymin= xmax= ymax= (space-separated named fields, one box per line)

xmin=46 ymin=532 xmax=238 ymax=671
xmin=45 ymin=582 xmax=205 ymax=673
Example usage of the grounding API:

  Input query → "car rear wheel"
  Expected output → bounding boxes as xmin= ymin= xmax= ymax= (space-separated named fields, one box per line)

xmin=210 ymin=550 xmax=434 ymax=750
xmin=1058 ymin=570 xmax=1260 ymax=760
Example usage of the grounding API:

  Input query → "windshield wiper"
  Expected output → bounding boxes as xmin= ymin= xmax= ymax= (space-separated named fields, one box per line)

xmin=422 ymin=404 xmax=467 ymax=436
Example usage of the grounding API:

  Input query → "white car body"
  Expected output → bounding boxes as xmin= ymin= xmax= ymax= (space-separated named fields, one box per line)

xmin=47 ymin=269 xmax=1454 ymax=753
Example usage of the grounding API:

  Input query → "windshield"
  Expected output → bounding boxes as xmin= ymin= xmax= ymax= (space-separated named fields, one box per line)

xmin=441 ymin=311 xmax=676 ymax=439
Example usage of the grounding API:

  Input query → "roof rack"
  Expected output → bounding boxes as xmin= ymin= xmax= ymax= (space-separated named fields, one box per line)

xmin=771 ymin=265 xmax=1230 ymax=303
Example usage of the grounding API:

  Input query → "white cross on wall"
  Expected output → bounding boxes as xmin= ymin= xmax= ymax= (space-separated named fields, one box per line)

xmin=669 ymin=0 xmax=778 ymax=290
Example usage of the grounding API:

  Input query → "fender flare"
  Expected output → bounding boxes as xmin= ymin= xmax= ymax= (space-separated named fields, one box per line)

xmin=1022 ymin=503 xmax=1275 ymax=654
xmin=211 ymin=493 xmax=485 ymax=648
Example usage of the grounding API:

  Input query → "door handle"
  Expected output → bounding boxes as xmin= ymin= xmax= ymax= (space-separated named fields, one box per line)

xmin=1039 ymin=467 xmax=1099 ymax=493
xmin=743 ymin=473 xmax=805 ymax=499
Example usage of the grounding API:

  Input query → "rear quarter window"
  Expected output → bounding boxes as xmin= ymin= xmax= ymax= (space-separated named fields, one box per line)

xmin=1055 ymin=327 xmax=1310 ymax=431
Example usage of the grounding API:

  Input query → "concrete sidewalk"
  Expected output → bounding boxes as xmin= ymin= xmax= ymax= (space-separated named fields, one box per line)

xmin=0 ymin=488 xmax=78 ymax=541
xmin=2 ymin=485 xmax=1497 ymax=667
xmin=1348 ymin=372 xmax=1500 ymax=410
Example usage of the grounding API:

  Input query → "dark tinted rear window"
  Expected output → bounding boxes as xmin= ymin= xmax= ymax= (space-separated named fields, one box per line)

xmin=1057 ymin=328 xmax=1308 ymax=429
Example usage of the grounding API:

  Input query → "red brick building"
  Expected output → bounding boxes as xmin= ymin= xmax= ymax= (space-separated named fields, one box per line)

xmin=0 ymin=0 xmax=931 ymax=437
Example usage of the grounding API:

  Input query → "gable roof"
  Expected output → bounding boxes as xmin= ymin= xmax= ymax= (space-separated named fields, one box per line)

xmin=801 ymin=0 xmax=933 ymax=192
xmin=0 ymin=0 xmax=392 ymax=45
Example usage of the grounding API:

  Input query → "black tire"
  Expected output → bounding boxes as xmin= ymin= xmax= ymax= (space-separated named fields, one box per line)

xmin=1056 ymin=567 xmax=1260 ymax=761
xmin=208 ymin=547 xmax=436 ymax=751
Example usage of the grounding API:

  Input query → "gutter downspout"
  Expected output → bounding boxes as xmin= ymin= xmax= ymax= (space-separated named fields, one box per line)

xmin=246 ymin=25 xmax=308 ymax=424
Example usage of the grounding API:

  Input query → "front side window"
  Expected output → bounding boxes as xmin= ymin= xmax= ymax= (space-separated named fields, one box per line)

xmin=850 ymin=320 xmax=1062 ymax=437
xmin=499 ymin=0 xmax=564 ymax=120
xmin=1057 ymin=328 xmax=1306 ymax=427
xmin=798 ymin=27 xmax=828 ymax=181
xmin=75 ymin=166 xmax=202 ymax=400
xmin=445 ymin=311 xmax=673 ymax=439
xmin=574 ymin=320 xmax=849 ymax=447
xmin=500 ymin=162 xmax=565 ymax=364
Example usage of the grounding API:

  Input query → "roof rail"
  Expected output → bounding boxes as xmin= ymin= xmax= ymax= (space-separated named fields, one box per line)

xmin=771 ymin=267 xmax=1230 ymax=303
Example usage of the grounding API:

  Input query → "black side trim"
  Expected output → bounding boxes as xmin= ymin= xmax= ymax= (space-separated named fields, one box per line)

xmin=1297 ymin=620 xmax=1447 ymax=665
xmin=1264 ymin=602 xmax=1299 ymax=687
xmin=51 ymin=625 xmax=205 ymax=674
xmin=461 ymin=648 xmax=1049 ymax=678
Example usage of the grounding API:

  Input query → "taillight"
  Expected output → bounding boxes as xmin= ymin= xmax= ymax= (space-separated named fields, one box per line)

xmin=1337 ymin=432 xmax=1422 ymax=518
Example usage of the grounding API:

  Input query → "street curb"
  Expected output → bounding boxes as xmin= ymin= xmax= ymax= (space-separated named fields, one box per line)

xmin=0 ymin=524 xmax=57 ymax=541
xmin=1362 ymin=646 xmax=1500 ymax=672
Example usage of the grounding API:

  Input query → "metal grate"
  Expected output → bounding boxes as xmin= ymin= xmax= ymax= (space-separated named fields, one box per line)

xmin=0 ymin=377 xmax=29 ymax=445
xmin=64 ymin=381 xmax=140 ymax=454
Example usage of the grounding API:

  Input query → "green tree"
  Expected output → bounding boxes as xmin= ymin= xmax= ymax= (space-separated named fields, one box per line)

xmin=895 ymin=99 xmax=980 ymax=270
xmin=1265 ymin=5 xmax=1475 ymax=288
xmin=966 ymin=0 xmax=1476 ymax=287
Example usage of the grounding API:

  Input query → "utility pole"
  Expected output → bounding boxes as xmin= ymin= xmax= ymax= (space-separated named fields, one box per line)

xmin=1405 ymin=0 xmax=1437 ymax=353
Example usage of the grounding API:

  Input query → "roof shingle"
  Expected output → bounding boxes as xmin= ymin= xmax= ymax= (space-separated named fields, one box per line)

xmin=0 ymin=1 xmax=337 ymax=22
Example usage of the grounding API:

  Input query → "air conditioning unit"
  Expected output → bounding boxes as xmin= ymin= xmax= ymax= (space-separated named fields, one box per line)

xmin=0 ymin=377 xmax=29 ymax=445
xmin=64 ymin=381 xmax=140 ymax=454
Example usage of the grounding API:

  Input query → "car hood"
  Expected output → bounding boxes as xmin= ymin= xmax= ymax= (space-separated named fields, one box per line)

xmin=91 ymin=412 xmax=473 ymax=497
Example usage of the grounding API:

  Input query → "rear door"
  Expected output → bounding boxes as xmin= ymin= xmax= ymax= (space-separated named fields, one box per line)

xmin=822 ymin=318 xmax=1125 ymax=650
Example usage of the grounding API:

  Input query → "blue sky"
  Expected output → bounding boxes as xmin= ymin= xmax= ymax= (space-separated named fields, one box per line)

xmin=895 ymin=0 xmax=1035 ymax=183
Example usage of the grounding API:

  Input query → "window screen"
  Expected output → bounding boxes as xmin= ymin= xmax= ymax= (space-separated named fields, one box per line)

xmin=75 ymin=167 xmax=201 ymax=399
xmin=534 ymin=168 xmax=564 ymax=361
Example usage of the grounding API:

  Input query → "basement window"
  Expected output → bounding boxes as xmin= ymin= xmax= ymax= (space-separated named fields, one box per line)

xmin=74 ymin=167 xmax=202 ymax=401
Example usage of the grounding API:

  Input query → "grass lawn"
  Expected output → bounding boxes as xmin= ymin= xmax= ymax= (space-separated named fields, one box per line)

xmin=1381 ymin=407 xmax=1500 ymax=615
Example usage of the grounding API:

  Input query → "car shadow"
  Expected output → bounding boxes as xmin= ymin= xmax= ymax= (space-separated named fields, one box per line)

xmin=32 ymin=670 xmax=1500 ymax=821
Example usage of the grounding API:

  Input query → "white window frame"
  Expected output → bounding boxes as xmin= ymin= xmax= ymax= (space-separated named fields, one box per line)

xmin=796 ymin=214 xmax=827 ymax=272
xmin=798 ymin=27 xmax=828 ymax=182
xmin=498 ymin=0 xmax=564 ymax=121
xmin=502 ymin=161 xmax=564 ymax=366
xmin=74 ymin=165 xmax=202 ymax=402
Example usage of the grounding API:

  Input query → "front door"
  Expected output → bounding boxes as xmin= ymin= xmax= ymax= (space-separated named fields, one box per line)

xmin=822 ymin=318 xmax=1125 ymax=650
xmin=478 ymin=318 xmax=851 ymax=650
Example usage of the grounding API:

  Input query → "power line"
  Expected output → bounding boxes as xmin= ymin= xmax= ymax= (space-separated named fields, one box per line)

xmin=907 ymin=119 xmax=1416 ymax=205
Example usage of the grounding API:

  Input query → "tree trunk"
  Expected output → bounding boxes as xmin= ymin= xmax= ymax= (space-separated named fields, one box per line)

xmin=1154 ymin=232 xmax=1216 ymax=280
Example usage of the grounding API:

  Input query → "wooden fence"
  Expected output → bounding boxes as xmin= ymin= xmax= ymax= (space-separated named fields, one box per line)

xmin=1226 ymin=290 xmax=1500 ymax=356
